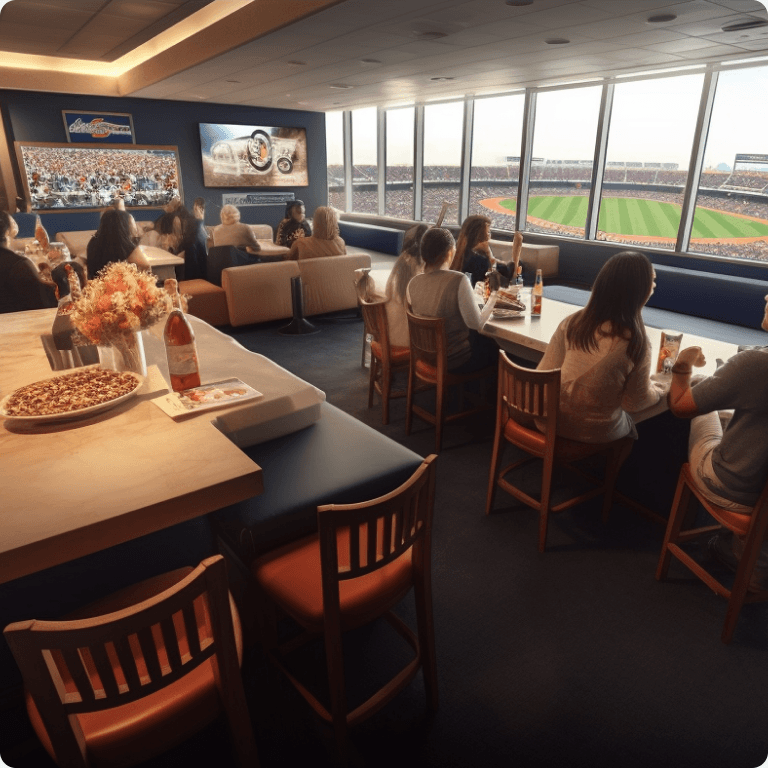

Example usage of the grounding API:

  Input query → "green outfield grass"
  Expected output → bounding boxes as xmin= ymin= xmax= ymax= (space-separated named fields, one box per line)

xmin=496 ymin=196 xmax=768 ymax=239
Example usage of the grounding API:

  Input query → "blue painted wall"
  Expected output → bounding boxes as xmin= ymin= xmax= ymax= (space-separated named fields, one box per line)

xmin=0 ymin=90 xmax=327 ymax=237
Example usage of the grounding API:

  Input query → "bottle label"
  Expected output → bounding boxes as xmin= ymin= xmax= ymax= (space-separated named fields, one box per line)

xmin=167 ymin=343 xmax=199 ymax=375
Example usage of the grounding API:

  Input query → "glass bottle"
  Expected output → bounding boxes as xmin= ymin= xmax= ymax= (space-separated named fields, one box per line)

xmin=34 ymin=215 xmax=49 ymax=251
xmin=483 ymin=266 xmax=495 ymax=302
xmin=531 ymin=268 xmax=543 ymax=317
xmin=163 ymin=279 xmax=201 ymax=392
xmin=515 ymin=264 xmax=523 ymax=290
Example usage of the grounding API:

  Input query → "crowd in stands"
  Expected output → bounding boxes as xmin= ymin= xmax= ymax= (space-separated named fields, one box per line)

xmin=722 ymin=171 xmax=768 ymax=192
xmin=20 ymin=146 xmax=179 ymax=209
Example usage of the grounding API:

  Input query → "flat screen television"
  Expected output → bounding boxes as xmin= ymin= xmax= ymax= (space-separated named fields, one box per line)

xmin=199 ymin=123 xmax=308 ymax=188
xmin=14 ymin=142 xmax=182 ymax=211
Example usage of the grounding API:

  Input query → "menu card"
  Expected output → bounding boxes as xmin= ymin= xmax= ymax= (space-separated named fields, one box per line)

xmin=152 ymin=377 xmax=262 ymax=420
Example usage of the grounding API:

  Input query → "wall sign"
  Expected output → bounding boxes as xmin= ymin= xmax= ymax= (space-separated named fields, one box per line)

xmin=222 ymin=192 xmax=295 ymax=207
xmin=62 ymin=111 xmax=135 ymax=144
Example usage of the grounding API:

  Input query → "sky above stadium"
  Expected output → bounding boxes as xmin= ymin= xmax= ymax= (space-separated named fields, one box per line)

xmin=330 ymin=63 xmax=767 ymax=173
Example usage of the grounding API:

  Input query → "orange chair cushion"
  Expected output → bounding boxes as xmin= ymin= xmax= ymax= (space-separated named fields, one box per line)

xmin=27 ymin=568 xmax=242 ymax=768
xmin=253 ymin=525 xmax=413 ymax=633
xmin=703 ymin=503 xmax=751 ymax=536
xmin=414 ymin=359 xmax=438 ymax=383
xmin=371 ymin=340 xmax=410 ymax=364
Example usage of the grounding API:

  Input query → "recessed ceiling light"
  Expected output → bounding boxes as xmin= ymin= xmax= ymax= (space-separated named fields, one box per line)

xmin=545 ymin=38 xmax=570 ymax=45
xmin=415 ymin=30 xmax=448 ymax=40
xmin=361 ymin=58 xmax=382 ymax=64
xmin=430 ymin=76 xmax=455 ymax=81
xmin=647 ymin=13 xmax=677 ymax=23
xmin=721 ymin=19 xmax=768 ymax=32
xmin=330 ymin=84 xmax=353 ymax=89
xmin=505 ymin=0 xmax=534 ymax=5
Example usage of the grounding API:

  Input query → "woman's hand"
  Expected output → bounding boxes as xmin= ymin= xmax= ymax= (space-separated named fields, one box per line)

xmin=475 ymin=240 xmax=492 ymax=257
xmin=675 ymin=346 xmax=706 ymax=370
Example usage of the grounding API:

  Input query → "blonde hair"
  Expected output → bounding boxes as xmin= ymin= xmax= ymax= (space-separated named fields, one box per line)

xmin=220 ymin=204 xmax=241 ymax=226
xmin=311 ymin=206 xmax=339 ymax=240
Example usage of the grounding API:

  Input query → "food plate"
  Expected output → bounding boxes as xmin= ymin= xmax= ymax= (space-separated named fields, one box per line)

xmin=492 ymin=308 xmax=525 ymax=320
xmin=0 ymin=368 xmax=144 ymax=423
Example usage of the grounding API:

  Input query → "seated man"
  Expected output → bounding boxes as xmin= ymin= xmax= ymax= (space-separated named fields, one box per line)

xmin=668 ymin=293 xmax=768 ymax=588
xmin=0 ymin=211 xmax=56 ymax=314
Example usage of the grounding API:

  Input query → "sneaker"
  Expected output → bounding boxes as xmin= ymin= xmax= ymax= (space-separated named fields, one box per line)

xmin=706 ymin=534 xmax=767 ymax=593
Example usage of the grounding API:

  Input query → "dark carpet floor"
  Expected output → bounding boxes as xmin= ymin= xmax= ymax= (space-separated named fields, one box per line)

xmin=4 ymin=315 xmax=768 ymax=768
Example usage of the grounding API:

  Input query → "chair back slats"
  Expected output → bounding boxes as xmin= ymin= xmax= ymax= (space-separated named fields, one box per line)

xmin=159 ymin=615 xmax=183 ymax=672
xmin=4 ymin=556 xmax=230 ymax=717
xmin=361 ymin=300 xmax=390 ymax=351
xmin=318 ymin=456 xmax=437 ymax=582
xmin=113 ymin=635 xmax=142 ymax=692
xmin=406 ymin=312 xmax=443 ymax=362
xmin=182 ymin=602 xmax=202 ymax=659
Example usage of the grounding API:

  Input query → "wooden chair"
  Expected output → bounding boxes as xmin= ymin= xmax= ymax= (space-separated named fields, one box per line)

xmin=656 ymin=464 xmax=768 ymax=644
xmin=486 ymin=351 xmax=634 ymax=552
xmin=360 ymin=298 xmax=410 ymax=424
xmin=4 ymin=555 xmax=259 ymax=768
xmin=405 ymin=309 xmax=495 ymax=452
xmin=252 ymin=455 xmax=438 ymax=765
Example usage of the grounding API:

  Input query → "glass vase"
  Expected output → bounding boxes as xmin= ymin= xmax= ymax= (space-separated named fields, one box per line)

xmin=99 ymin=331 xmax=147 ymax=377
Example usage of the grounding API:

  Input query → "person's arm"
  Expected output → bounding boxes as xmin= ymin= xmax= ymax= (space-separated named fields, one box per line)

xmin=457 ymin=274 xmax=497 ymax=329
xmin=11 ymin=259 xmax=56 ymax=309
xmin=127 ymin=245 xmax=151 ymax=271
xmin=241 ymin=225 xmax=261 ymax=253
xmin=537 ymin=319 xmax=567 ymax=370
xmin=667 ymin=346 xmax=706 ymax=418
xmin=275 ymin=220 xmax=286 ymax=245
xmin=622 ymin=338 xmax=664 ymax=413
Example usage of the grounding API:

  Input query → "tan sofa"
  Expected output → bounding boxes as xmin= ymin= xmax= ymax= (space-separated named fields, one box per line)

xmin=222 ymin=253 xmax=371 ymax=327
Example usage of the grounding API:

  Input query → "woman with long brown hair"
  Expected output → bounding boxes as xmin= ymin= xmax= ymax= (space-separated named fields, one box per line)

xmin=536 ymin=250 xmax=665 ymax=443
xmin=450 ymin=214 xmax=512 ymax=286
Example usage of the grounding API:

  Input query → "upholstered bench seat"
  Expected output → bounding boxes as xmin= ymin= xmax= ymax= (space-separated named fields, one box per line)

xmin=212 ymin=402 xmax=424 ymax=564
xmin=338 ymin=221 xmax=404 ymax=256
xmin=490 ymin=239 xmax=560 ymax=279
xmin=543 ymin=284 xmax=768 ymax=346
xmin=179 ymin=279 xmax=229 ymax=327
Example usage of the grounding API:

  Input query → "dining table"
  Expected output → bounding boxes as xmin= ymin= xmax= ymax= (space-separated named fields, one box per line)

xmin=0 ymin=308 xmax=324 ymax=585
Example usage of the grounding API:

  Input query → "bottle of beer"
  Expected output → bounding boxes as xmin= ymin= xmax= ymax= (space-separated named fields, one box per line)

xmin=484 ymin=266 xmax=495 ymax=302
xmin=34 ymin=215 xmax=49 ymax=251
xmin=163 ymin=279 xmax=201 ymax=392
xmin=531 ymin=268 xmax=543 ymax=317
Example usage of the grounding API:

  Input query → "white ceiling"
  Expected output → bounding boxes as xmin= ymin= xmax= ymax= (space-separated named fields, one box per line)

xmin=1 ymin=0 xmax=767 ymax=111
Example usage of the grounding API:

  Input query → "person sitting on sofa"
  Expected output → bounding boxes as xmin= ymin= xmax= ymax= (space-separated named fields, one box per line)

xmin=384 ymin=223 xmax=428 ymax=348
xmin=288 ymin=206 xmax=346 ymax=261
xmin=0 ymin=211 xmax=56 ymax=314
xmin=275 ymin=199 xmax=311 ymax=247
xmin=668 ymin=296 xmax=768 ymax=590
xmin=86 ymin=208 xmax=150 ymax=278
xmin=153 ymin=196 xmax=207 ymax=280
xmin=212 ymin=205 xmax=262 ymax=255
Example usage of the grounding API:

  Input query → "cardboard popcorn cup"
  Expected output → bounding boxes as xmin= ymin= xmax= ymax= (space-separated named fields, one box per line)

xmin=657 ymin=330 xmax=684 ymax=374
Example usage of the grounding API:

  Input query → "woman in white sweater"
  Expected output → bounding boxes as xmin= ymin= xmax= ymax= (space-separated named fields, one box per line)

xmin=536 ymin=250 xmax=665 ymax=443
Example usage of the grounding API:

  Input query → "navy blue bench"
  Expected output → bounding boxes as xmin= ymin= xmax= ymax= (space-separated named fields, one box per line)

xmin=212 ymin=401 xmax=423 ymax=564
xmin=338 ymin=221 xmax=404 ymax=256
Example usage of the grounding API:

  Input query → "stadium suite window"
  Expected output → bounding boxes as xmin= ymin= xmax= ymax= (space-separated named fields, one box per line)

xmin=386 ymin=107 xmax=415 ymax=220
xmin=598 ymin=73 xmax=704 ymax=252
xmin=326 ymin=111 xmax=344 ymax=212
xmin=526 ymin=86 xmax=602 ymax=240
xmin=469 ymin=94 xmax=524 ymax=230
xmin=690 ymin=65 xmax=768 ymax=263
xmin=352 ymin=107 xmax=377 ymax=215
xmin=424 ymin=101 xmax=464 ymax=226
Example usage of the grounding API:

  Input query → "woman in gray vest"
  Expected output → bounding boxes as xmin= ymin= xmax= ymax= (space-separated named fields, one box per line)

xmin=406 ymin=227 xmax=498 ymax=374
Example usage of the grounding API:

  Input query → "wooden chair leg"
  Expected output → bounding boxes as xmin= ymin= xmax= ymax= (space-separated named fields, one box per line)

xmin=655 ymin=472 xmax=693 ymax=581
xmin=485 ymin=414 xmax=505 ymax=515
xmin=601 ymin=440 xmax=632 ymax=524
xmin=361 ymin=327 xmax=368 ymax=367
xmin=405 ymin=368 xmax=415 ymax=436
xmin=538 ymin=456 xmax=555 ymax=553
xmin=434 ymin=381 xmax=445 ymax=453
xmin=367 ymin=356 xmax=377 ymax=409
xmin=324 ymin=623 xmax=350 ymax=766
xmin=413 ymin=574 xmax=438 ymax=713
xmin=381 ymin=362 xmax=392 ymax=425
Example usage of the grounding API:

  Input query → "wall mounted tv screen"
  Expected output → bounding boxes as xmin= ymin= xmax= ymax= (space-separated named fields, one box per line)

xmin=200 ymin=123 xmax=308 ymax=188
xmin=15 ymin=142 xmax=182 ymax=211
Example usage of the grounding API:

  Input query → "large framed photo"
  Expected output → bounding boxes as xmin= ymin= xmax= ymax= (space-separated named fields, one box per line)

xmin=199 ymin=123 xmax=308 ymax=188
xmin=62 ymin=111 xmax=135 ymax=144
xmin=15 ymin=142 xmax=182 ymax=211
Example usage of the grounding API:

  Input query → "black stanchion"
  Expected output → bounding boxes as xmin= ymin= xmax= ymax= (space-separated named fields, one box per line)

xmin=278 ymin=275 xmax=319 ymax=335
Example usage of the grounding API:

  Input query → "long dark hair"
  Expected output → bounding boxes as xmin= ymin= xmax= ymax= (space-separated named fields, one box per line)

xmin=93 ymin=209 xmax=137 ymax=261
xmin=453 ymin=214 xmax=490 ymax=271
xmin=566 ymin=250 xmax=654 ymax=366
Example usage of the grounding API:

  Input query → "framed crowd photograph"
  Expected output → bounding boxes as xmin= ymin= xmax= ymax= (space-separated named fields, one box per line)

xmin=62 ymin=111 xmax=135 ymax=144
xmin=14 ymin=142 xmax=182 ymax=211
xmin=199 ymin=123 xmax=308 ymax=188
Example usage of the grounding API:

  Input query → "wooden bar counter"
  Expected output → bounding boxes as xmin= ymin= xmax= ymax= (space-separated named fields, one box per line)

xmin=0 ymin=309 xmax=263 ymax=585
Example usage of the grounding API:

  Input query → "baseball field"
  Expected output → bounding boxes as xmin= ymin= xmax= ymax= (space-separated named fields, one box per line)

xmin=492 ymin=196 xmax=768 ymax=240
